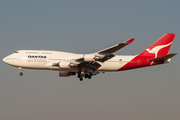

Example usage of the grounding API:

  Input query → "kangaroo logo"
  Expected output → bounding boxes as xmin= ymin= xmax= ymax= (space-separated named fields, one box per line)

xmin=146 ymin=42 xmax=172 ymax=65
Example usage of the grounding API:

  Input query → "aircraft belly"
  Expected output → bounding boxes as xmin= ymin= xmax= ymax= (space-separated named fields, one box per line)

xmin=98 ymin=61 xmax=125 ymax=71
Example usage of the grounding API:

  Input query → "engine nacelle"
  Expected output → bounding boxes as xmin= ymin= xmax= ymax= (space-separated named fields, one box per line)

xmin=59 ymin=71 xmax=76 ymax=77
xmin=59 ymin=62 xmax=70 ymax=68
xmin=94 ymin=55 xmax=105 ymax=60
xmin=83 ymin=54 xmax=105 ymax=62
xmin=91 ymin=72 xmax=99 ymax=76
xmin=84 ymin=54 xmax=96 ymax=62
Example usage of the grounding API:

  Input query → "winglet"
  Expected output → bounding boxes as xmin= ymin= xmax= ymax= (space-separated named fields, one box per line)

xmin=125 ymin=38 xmax=135 ymax=43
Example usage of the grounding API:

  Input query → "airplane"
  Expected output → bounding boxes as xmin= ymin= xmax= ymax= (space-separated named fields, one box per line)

xmin=3 ymin=33 xmax=177 ymax=81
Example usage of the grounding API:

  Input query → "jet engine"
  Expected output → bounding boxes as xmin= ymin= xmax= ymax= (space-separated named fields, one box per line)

xmin=59 ymin=71 xmax=76 ymax=77
xmin=84 ymin=54 xmax=96 ymax=62
xmin=83 ymin=54 xmax=105 ymax=62
xmin=59 ymin=62 xmax=70 ymax=68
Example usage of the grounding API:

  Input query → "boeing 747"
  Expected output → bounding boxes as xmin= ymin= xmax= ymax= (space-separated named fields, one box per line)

xmin=3 ymin=33 xmax=177 ymax=81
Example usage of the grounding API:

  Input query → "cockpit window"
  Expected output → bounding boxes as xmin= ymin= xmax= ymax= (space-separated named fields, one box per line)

xmin=15 ymin=51 xmax=18 ymax=53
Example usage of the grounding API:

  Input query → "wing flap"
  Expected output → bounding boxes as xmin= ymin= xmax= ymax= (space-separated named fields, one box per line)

xmin=79 ymin=62 xmax=101 ymax=71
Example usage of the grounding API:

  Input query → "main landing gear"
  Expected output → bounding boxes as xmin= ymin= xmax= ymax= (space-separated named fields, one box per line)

xmin=77 ymin=71 xmax=83 ymax=81
xmin=77 ymin=71 xmax=92 ymax=81
xmin=18 ymin=67 xmax=23 ymax=76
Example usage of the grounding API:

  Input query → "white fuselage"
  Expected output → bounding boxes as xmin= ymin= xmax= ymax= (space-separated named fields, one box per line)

xmin=2 ymin=33 xmax=176 ymax=80
xmin=3 ymin=50 xmax=136 ymax=72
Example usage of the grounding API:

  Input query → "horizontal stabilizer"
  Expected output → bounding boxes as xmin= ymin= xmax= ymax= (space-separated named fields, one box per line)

xmin=147 ymin=53 xmax=177 ymax=62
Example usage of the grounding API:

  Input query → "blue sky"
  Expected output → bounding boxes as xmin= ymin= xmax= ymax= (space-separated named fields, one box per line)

xmin=0 ymin=1 xmax=180 ymax=120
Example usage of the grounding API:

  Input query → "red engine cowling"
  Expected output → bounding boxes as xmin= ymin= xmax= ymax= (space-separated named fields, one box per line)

xmin=59 ymin=71 xmax=76 ymax=77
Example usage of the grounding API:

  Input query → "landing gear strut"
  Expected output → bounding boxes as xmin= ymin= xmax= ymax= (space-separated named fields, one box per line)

xmin=18 ymin=67 xmax=23 ymax=76
xmin=77 ymin=71 xmax=83 ymax=81
xmin=77 ymin=71 xmax=81 ymax=78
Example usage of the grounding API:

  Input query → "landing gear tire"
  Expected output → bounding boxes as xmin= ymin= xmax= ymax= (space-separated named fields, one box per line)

xmin=78 ymin=74 xmax=81 ymax=78
xmin=80 ymin=77 xmax=83 ymax=81
xmin=88 ymin=75 xmax=92 ymax=79
xmin=19 ymin=72 xmax=23 ymax=76
xmin=88 ymin=73 xmax=92 ymax=79
xmin=77 ymin=71 xmax=82 ymax=79
xmin=85 ymin=74 xmax=88 ymax=78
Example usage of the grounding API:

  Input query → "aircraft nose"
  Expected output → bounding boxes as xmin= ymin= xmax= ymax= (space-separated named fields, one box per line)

xmin=2 ymin=57 xmax=7 ymax=63
xmin=2 ymin=56 xmax=13 ymax=65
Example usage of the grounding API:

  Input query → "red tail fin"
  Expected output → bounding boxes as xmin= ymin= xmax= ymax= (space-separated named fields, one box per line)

xmin=138 ymin=33 xmax=176 ymax=58
xmin=118 ymin=33 xmax=176 ymax=71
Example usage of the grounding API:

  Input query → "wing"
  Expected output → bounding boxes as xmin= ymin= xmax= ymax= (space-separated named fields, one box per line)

xmin=72 ymin=38 xmax=135 ymax=71
xmin=95 ymin=38 xmax=135 ymax=62
xmin=98 ymin=38 xmax=135 ymax=54
xmin=50 ymin=38 xmax=135 ymax=72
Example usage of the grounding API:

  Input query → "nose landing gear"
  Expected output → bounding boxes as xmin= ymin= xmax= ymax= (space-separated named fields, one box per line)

xmin=19 ymin=72 xmax=23 ymax=76
xmin=18 ymin=67 xmax=23 ymax=76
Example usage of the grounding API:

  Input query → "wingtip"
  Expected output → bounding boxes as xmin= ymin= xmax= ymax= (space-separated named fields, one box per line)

xmin=172 ymin=53 xmax=178 ymax=55
xmin=125 ymin=38 xmax=135 ymax=43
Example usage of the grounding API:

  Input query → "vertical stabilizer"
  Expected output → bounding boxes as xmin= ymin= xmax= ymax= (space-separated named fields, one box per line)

xmin=118 ymin=33 xmax=176 ymax=71
xmin=138 ymin=33 xmax=176 ymax=58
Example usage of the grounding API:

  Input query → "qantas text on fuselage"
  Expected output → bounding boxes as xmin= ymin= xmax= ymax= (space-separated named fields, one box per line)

xmin=3 ymin=33 xmax=177 ymax=81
